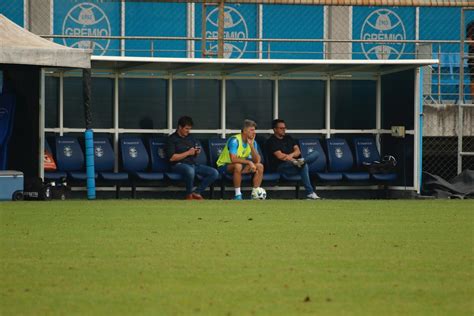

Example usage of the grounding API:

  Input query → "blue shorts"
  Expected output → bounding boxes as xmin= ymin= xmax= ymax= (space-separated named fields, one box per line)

xmin=217 ymin=164 xmax=228 ymax=173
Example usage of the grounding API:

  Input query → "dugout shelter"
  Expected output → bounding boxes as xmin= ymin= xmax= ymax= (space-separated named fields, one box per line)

xmin=40 ymin=55 xmax=437 ymax=195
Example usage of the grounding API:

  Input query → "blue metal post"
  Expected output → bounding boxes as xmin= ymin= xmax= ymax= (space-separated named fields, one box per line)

xmin=84 ymin=129 xmax=96 ymax=199
xmin=419 ymin=68 xmax=424 ymax=191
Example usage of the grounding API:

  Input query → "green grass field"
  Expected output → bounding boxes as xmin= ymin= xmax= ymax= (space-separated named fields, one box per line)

xmin=0 ymin=200 xmax=473 ymax=315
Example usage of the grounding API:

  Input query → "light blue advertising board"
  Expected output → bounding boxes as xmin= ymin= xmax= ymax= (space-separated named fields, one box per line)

xmin=353 ymin=7 xmax=416 ymax=60
xmin=125 ymin=2 xmax=187 ymax=57
xmin=263 ymin=5 xmax=324 ymax=59
xmin=195 ymin=4 xmax=257 ymax=59
xmin=54 ymin=0 xmax=121 ymax=56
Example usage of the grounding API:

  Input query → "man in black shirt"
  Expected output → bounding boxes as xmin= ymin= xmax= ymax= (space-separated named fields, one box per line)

xmin=166 ymin=116 xmax=219 ymax=200
xmin=265 ymin=119 xmax=320 ymax=200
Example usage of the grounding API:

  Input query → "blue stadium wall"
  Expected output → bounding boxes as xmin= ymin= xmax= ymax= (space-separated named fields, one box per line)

xmin=1 ymin=1 xmax=471 ymax=58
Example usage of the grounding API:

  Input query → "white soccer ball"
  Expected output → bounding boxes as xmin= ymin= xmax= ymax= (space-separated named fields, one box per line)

xmin=251 ymin=187 xmax=267 ymax=200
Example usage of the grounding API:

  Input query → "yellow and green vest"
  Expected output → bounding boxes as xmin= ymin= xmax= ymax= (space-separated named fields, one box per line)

xmin=216 ymin=134 xmax=252 ymax=167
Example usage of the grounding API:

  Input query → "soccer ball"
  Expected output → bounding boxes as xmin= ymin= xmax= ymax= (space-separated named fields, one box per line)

xmin=251 ymin=187 xmax=267 ymax=200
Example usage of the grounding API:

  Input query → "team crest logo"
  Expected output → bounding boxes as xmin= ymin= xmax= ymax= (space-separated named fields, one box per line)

xmin=217 ymin=148 xmax=223 ymax=156
xmin=158 ymin=148 xmax=166 ymax=159
xmin=129 ymin=147 xmax=138 ymax=158
xmin=206 ymin=6 xmax=248 ymax=58
xmin=335 ymin=147 xmax=343 ymax=159
xmin=308 ymin=148 xmax=314 ymax=154
xmin=95 ymin=146 xmax=104 ymax=158
xmin=63 ymin=146 xmax=73 ymax=157
xmin=62 ymin=2 xmax=111 ymax=55
xmin=362 ymin=147 xmax=371 ymax=159
xmin=360 ymin=9 xmax=406 ymax=60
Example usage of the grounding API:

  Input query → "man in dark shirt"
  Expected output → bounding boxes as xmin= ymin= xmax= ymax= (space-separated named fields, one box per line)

xmin=166 ymin=116 xmax=219 ymax=200
xmin=265 ymin=119 xmax=320 ymax=200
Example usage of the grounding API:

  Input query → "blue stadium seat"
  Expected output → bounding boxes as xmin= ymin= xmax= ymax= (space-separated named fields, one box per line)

xmin=257 ymin=146 xmax=280 ymax=183
xmin=93 ymin=137 xmax=128 ymax=198
xmin=120 ymin=136 xmax=164 ymax=198
xmin=299 ymin=138 xmax=342 ymax=182
xmin=55 ymin=136 xmax=97 ymax=182
xmin=148 ymin=137 xmax=169 ymax=172
xmin=353 ymin=137 xmax=397 ymax=182
xmin=148 ymin=137 xmax=177 ymax=179
xmin=44 ymin=139 xmax=67 ymax=181
xmin=0 ymin=94 xmax=15 ymax=170
xmin=326 ymin=138 xmax=370 ymax=181
xmin=208 ymin=138 xmax=227 ymax=169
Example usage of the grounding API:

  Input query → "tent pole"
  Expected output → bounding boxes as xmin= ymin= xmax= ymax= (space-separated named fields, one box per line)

xmin=325 ymin=76 xmax=331 ymax=139
xmin=39 ymin=68 xmax=45 ymax=180
xmin=414 ymin=67 xmax=421 ymax=194
xmin=376 ymin=74 xmax=381 ymax=153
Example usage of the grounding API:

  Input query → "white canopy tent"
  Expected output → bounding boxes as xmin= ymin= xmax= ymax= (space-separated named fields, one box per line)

xmin=0 ymin=14 xmax=91 ymax=181
xmin=0 ymin=14 xmax=90 ymax=68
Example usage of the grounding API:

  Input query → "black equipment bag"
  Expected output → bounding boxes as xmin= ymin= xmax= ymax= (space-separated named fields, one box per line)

xmin=362 ymin=155 xmax=397 ymax=174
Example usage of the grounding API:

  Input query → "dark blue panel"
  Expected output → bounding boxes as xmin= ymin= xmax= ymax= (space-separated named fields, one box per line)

xmin=331 ymin=80 xmax=376 ymax=129
xmin=64 ymin=77 xmax=114 ymax=129
xmin=119 ymin=78 xmax=167 ymax=129
xmin=279 ymin=80 xmax=325 ymax=129
xmin=45 ymin=77 xmax=59 ymax=129
xmin=172 ymin=80 xmax=220 ymax=129
xmin=226 ymin=80 xmax=273 ymax=129
xmin=263 ymin=5 xmax=324 ymax=59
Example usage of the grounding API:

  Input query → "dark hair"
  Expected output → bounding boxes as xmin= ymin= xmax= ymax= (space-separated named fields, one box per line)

xmin=467 ymin=20 xmax=474 ymax=39
xmin=272 ymin=119 xmax=285 ymax=129
xmin=177 ymin=116 xmax=193 ymax=128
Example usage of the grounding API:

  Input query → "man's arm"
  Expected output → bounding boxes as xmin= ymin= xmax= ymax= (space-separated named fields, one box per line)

xmin=250 ymin=141 xmax=261 ymax=164
xmin=167 ymin=137 xmax=197 ymax=162
xmin=169 ymin=149 xmax=196 ymax=162
xmin=291 ymin=145 xmax=301 ymax=158
xmin=272 ymin=145 xmax=301 ymax=161
xmin=273 ymin=150 xmax=293 ymax=161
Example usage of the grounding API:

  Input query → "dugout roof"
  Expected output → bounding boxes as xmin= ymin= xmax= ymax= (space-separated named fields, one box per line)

xmin=91 ymin=56 xmax=438 ymax=76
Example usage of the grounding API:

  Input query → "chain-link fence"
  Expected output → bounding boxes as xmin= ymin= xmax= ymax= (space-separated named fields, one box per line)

xmin=1 ymin=0 xmax=473 ymax=180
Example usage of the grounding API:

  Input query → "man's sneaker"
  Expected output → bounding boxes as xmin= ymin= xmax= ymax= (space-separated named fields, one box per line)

xmin=233 ymin=194 xmax=243 ymax=200
xmin=306 ymin=192 xmax=321 ymax=200
xmin=292 ymin=158 xmax=305 ymax=168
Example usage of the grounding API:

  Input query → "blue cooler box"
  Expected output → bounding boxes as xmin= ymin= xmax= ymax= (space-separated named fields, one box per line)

xmin=0 ymin=170 xmax=24 ymax=201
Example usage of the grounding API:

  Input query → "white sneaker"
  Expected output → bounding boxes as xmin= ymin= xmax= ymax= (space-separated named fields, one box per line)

xmin=306 ymin=192 xmax=321 ymax=200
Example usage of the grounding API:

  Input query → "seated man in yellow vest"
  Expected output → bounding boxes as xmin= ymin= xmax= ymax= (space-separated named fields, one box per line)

xmin=216 ymin=119 xmax=264 ymax=200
